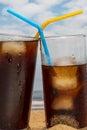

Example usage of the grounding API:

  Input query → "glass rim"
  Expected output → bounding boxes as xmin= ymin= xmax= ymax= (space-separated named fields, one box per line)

xmin=40 ymin=34 xmax=86 ymax=40
xmin=0 ymin=33 xmax=39 ymax=41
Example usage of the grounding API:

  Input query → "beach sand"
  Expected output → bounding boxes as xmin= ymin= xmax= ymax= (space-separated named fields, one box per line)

xmin=30 ymin=110 xmax=77 ymax=130
xmin=30 ymin=110 xmax=45 ymax=130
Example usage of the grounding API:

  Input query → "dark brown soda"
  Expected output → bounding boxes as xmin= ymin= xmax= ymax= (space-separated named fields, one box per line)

xmin=42 ymin=64 xmax=87 ymax=129
xmin=0 ymin=41 xmax=38 ymax=130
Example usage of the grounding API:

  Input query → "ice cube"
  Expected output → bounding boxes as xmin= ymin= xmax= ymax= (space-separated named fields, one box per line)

xmin=2 ymin=42 xmax=26 ymax=55
xmin=51 ymin=96 xmax=74 ymax=110
xmin=52 ymin=76 xmax=77 ymax=90
xmin=54 ymin=56 xmax=76 ymax=66
xmin=52 ymin=60 xmax=78 ymax=90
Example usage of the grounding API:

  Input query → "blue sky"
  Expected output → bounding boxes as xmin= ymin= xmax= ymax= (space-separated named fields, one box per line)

xmin=0 ymin=0 xmax=87 ymax=37
xmin=0 ymin=0 xmax=87 ymax=91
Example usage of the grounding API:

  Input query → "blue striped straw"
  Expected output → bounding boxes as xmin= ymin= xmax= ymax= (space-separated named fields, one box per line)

xmin=7 ymin=9 xmax=52 ymax=65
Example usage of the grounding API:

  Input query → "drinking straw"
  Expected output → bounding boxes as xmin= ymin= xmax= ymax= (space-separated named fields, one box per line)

xmin=7 ymin=9 xmax=83 ymax=65
xmin=7 ymin=9 xmax=52 ymax=65
xmin=34 ymin=10 xmax=83 ymax=38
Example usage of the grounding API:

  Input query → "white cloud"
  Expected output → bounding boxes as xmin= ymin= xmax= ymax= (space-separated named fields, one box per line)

xmin=36 ymin=0 xmax=62 ymax=6
xmin=16 ymin=3 xmax=45 ymax=17
xmin=0 ymin=0 xmax=87 ymax=37
xmin=0 ymin=24 xmax=38 ymax=36
xmin=1 ymin=0 xmax=64 ymax=22
xmin=0 ymin=0 xmax=28 ymax=6
xmin=63 ymin=0 xmax=87 ymax=10
xmin=0 ymin=25 xmax=24 ymax=35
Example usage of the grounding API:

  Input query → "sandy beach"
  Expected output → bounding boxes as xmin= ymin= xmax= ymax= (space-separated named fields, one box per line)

xmin=30 ymin=110 xmax=77 ymax=130
xmin=30 ymin=110 xmax=45 ymax=130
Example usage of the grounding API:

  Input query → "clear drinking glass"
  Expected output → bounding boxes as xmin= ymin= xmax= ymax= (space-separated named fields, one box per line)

xmin=0 ymin=33 xmax=38 ymax=130
xmin=40 ymin=35 xmax=87 ymax=129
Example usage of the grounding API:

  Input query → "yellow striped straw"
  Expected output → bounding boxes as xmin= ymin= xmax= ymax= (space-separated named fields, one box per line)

xmin=34 ymin=10 xmax=83 ymax=38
